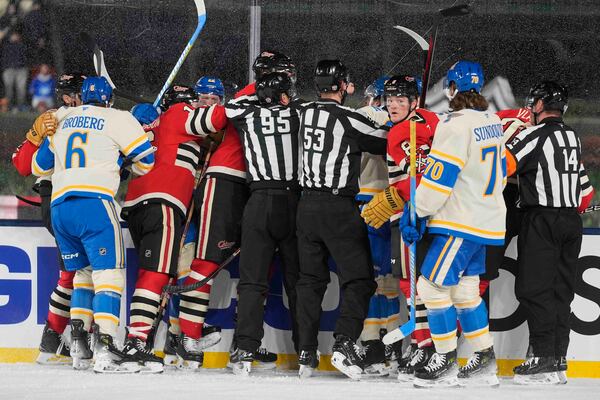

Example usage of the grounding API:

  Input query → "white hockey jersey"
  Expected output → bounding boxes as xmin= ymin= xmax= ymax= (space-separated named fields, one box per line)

xmin=357 ymin=105 xmax=390 ymax=201
xmin=32 ymin=105 xmax=154 ymax=205
xmin=415 ymin=108 xmax=506 ymax=245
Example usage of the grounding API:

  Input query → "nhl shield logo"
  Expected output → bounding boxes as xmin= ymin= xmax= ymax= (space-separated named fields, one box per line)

xmin=99 ymin=248 xmax=107 ymax=256
xmin=145 ymin=249 xmax=152 ymax=258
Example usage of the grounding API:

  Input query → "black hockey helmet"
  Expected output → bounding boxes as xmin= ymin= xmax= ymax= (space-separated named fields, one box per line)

xmin=56 ymin=72 xmax=86 ymax=98
xmin=160 ymin=84 xmax=197 ymax=111
xmin=314 ymin=59 xmax=349 ymax=93
xmin=526 ymin=80 xmax=568 ymax=113
xmin=384 ymin=75 xmax=419 ymax=101
xmin=252 ymin=50 xmax=295 ymax=79
xmin=256 ymin=72 xmax=293 ymax=106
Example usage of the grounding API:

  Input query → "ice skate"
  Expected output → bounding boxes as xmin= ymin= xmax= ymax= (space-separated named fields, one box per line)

xmin=298 ymin=350 xmax=319 ymax=379
xmin=361 ymin=340 xmax=389 ymax=377
xmin=69 ymin=319 xmax=93 ymax=370
xmin=556 ymin=356 xmax=568 ymax=384
xmin=413 ymin=350 xmax=459 ymax=388
xmin=229 ymin=347 xmax=253 ymax=376
xmin=176 ymin=334 xmax=205 ymax=370
xmin=458 ymin=346 xmax=499 ymax=387
xmin=384 ymin=339 xmax=403 ymax=373
xmin=36 ymin=321 xmax=71 ymax=365
xmin=513 ymin=356 xmax=559 ymax=385
xmin=396 ymin=343 xmax=416 ymax=382
xmin=253 ymin=347 xmax=277 ymax=370
xmin=398 ymin=345 xmax=435 ymax=383
xmin=198 ymin=325 xmax=222 ymax=350
xmin=330 ymin=335 xmax=364 ymax=380
xmin=93 ymin=334 xmax=141 ymax=374
xmin=163 ymin=331 xmax=181 ymax=368
xmin=121 ymin=337 xmax=164 ymax=374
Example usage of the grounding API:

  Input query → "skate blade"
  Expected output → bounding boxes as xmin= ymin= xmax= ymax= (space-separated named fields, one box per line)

xmin=71 ymin=357 xmax=92 ymax=370
xmin=298 ymin=365 xmax=314 ymax=379
xmin=197 ymin=332 xmax=222 ymax=351
xmin=252 ymin=361 xmax=276 ymax=370
xmin=514 ymin=372 xmax=560 ymax=385
xmin=121 ymin=361 xmax=164 ymax=374
xmin=36 ymin=352 xmax=72 ymax=365
xmin=178 ymin=359 xmax=202 ymax=370
xmin=331 ymin=352 xmax=362 ymax=380
xmin=93 ymin=361 xmax=141 ymax=374
xmin=363 ymin=363 xmax=390 ymax=378
xmin=414 ymin=376 xmax=459 ymax=388
xmin=397 ymin=372 xmax=415 ymax=383
xmin=163 ymin=354 xmax=182 ymax=369
xmin=557 ymin=371 xmax=568 ymax=385
xmin=231 ymin=361 xmax=252 ymax=376
xmin=458 ymin=373 xmax=500 ymax=387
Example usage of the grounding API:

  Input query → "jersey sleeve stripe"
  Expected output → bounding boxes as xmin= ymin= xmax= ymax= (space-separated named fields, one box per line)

xmin=420 ymin=179 xmax=452 ymax=195
xmin=429 ymin=149 xmax=465 ymax=168
xmin=123 ymin=135 xmax=149 ymax=155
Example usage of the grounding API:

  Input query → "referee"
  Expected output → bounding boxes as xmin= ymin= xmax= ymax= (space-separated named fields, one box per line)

xmin=295 ymin=59 xmax=388 ymax=379
xmin=506 ymin=81 xmax=583 ymax=384
xmin=224 ymin=72 xmax=302 ymax=375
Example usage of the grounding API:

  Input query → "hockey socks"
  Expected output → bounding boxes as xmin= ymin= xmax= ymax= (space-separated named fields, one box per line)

xmin=456 ymin=298 xmax=493 ymax=351
xmin=47 ymin=270 xmax=75 ymax=334
xmin=179 ymin=259 xmax=218 ymax=339
xmin=129 ymin=269 xmax=170 ymax=341
xmin=427 ymin=305 xmax=458 ymax=354
xmin=71 ymin=268 xmax=94 ymax=331
xmin=400 ymin=279 xmax=433 ymax=348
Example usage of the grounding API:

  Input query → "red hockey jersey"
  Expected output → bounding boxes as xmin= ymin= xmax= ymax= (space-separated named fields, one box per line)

xmin=387 ymin=109 xmax=440 ymax=202
xmin=12 ymin=139 xmax=39 ymax=177
xmin=122 ymin=102 xmax=206 ymax=217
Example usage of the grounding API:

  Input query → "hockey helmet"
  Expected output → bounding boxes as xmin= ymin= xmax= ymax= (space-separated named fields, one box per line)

xmin=81 ymin=76 xmax=113 ymax=105
xmin=384 ymin=75 xmax=419 ymax=100
xmin=365 ymin=75 xmax=390 ymax=99
xmin=256 ymin=72 xmax=293 ymax=106
xmin=253 ymin=50 xmax=295 ymax=79
xmin=56 ymin=72 xmax=86 ymax=99
xmin=445 ymin=60 xmax=485 ymax=94
xmin=160 ymin=84 xmax=197 ymax=111
xmin=314 ymin=59 xmax=349 ymax=93
xmin=195 ymin=76 xmax=225 ymax=99
xmin=526 ymin=81 xmax=568 ymax=113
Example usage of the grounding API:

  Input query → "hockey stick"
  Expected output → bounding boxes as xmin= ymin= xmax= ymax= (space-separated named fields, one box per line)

xmin=15 ymin=194 xmax=42 ymax=207
xmin=152 ymin=0 xmax=207 ymax=108
xmin=383 ymin=120 xmax=418 ymax=345
xmin=145 ymin=141 xmax=213 ymax=349
xmin=79 ymin=32 xmax=153 ymax=103
xmin=583 ymin=204 xmax=600 ymax=214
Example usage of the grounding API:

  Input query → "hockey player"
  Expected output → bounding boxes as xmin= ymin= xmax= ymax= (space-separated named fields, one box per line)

xmin=120 ymin=84 xmax=212 ymax=373
xmin=361 ymin=75 xmax=439 ymax=380
xmin=195 ymin=76 xmax=225 ymax=106
xmin=400 ymin=61 xmax=505 ymax=387
xmin=295 ymin=59 xmax=388 ymax=380
xmin=11 ymin=73 xmax=86 ymax=365
xmin=177 ymin=51 xmax=298 ymax=371
xmin=31 ymin=76 xmax=154 ymax=373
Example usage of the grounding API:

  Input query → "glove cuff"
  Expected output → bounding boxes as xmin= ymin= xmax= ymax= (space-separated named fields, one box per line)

xmin=26 ymin=129 xmax=43 ymax=147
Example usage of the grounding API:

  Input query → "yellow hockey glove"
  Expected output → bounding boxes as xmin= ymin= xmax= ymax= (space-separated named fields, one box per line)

xmin=26 ymin=111 xmax=58 ymax=146
xmin=361 ymin=186 xmax=405 ymax=229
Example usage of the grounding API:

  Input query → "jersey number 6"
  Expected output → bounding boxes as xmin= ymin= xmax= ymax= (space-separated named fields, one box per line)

xmin=65 ymin=131 xmax=88 ymax=168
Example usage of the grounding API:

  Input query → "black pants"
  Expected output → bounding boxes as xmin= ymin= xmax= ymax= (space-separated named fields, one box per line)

xmin=515 ymin=207 xmax=582 ymax=357
xmin=235 ymin=188 xmax=300 ymax=353
xmin=295 ymin=192 xmax=376 ymax=351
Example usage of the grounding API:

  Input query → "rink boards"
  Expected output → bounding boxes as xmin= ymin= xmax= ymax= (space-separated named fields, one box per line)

xmin=1 ymin=222 xmax=599 ymax=377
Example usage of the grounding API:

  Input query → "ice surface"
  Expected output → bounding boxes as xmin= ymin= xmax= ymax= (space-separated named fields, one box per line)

xmin=1 ymin=364 xmax=598 ymax=400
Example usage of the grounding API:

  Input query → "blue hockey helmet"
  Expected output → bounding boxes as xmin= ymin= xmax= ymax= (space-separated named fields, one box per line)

xmin=364 ymin=75 xmax=390 ymax=99
xmin=414 ymin=76 xmax=423 ymax=96
xmin=445 ymin=61 xmax=484 ymax=94
xmin=131 ymin=103 xmax=160 ymax=125
xmin=195 ymin=76 xmax=225 ymax=99
xmin=81 ymin=76 xmax=113 ymax=105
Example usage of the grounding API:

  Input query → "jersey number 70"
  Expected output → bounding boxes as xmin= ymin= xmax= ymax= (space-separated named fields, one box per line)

xmin=481 ymin=145 xmax=503 ymax=196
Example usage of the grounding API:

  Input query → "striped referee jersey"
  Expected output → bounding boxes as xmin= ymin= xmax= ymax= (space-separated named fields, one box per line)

xmin=506 ymin=116 xmax=584 ymax=208
xmin=299 ymin=99 xmax=388 ymax=196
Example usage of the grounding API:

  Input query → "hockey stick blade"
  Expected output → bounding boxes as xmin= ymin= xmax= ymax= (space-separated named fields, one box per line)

xmin=383 ymin=320 xmax=415 ymax=345
xmin=15 ymin=195 xmax=42 ymax=207
xmin=439 ymin=3 xmax=471 ymax=17
xmin=393 ymin=26 xmax=429 ymax=51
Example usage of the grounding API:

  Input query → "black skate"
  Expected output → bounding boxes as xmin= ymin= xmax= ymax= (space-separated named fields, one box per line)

xmin=229 ymin=347 xmax=254 ymax=376
xmin=398 ymin=345 xmax=435 ymax=382
xmin=93 ymin=334 xmax=141 ymax=374
xmin=362 ymin=340 xmax=389 ymax=377
xmin=253 ymin=347 xmax=277 ymax=370
xmin=163 ymin=331 xmax=181 ymax=368
xmin=121 ymin=337 xmax=164 ymax=374
xmin=556 ymin=356 xmax=568 ymax=385
xmin=37 ymin=321 xmax=71 ymax=365
xmin=384 ymin=339 xmax=403 ymax=372
xmin=513 ymin=356 xmax=559 ymax=385
xmin=176 ymin=334 xmax=205 ymax=370
xmin=414 ymin=350 xmax=459 ymax=387
xmin=298 ymin=350 xmax=319 ymax=379
xmin=70 ymin=319 xmax=93 ymax=370
xmin=458 ymin=346 xmax=499 ymax=387
xmin=331 ymin=335 xmax=365 ymax=380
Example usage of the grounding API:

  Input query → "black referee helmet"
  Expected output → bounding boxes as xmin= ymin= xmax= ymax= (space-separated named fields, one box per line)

xmin=256 ymin=72 xmax=293 ymax=106
xmin=314 ymin=59 xmax=349 ymax=93
xmin=526 ymin=81 xmax=568 ymax=114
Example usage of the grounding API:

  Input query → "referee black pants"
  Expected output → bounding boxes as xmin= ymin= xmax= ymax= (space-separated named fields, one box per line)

xmin=515 ymin=207 xmax=582 ymax=358
xmin=295 ymin=192 xmax=376 ymax=351
xmin=235 ymin=188 xmax=300 ymax=353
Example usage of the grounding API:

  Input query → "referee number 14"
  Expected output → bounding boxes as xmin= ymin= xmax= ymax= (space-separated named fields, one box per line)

xmin=562 ymin=148 xmax=578 ymax=172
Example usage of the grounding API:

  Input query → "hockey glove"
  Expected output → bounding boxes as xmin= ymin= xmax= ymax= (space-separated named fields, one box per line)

xmin=131 ymin=103 xmax=160 ymax=125
xmin=26 ymin=111 xmax=58 ymax=146
xmin=399 ymin=203 xmax=427 ymax=244
xmin=361 ymin=186 xmax=405 ymax=229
